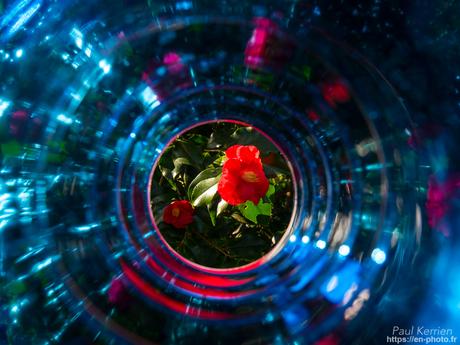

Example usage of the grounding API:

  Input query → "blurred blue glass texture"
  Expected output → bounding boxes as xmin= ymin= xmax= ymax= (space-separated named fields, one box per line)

xmin=1 ymin=0 xmax=460 ymax=344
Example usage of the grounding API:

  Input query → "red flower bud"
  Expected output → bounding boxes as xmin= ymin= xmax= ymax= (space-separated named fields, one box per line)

xmin=218 ymin=145 xmax=269 ymax=206
xmin=163 ymin=200 xmax=194 ymax=229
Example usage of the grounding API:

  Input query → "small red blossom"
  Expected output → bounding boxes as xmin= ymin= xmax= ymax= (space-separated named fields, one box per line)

xmin=163 ymin=200 xmax=194 ymax=229
xmin=141 ymin=52 xmax=191 ymax=101
xmin=307 ymin=109 xmax=321 ymax=122
xmin=321 ymin=79 xmax=351 ymax=108
xmin=244 ymin=17 xmax=294 ymax=70
xmin=163 ymin=52 xmax=185 ymax=74
xmin=218 ymin=145 xmax=269 ymax=206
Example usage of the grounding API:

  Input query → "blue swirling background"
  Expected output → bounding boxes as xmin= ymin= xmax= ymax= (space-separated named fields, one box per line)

xmin=0 ymin=0 xmax=459 ymax=344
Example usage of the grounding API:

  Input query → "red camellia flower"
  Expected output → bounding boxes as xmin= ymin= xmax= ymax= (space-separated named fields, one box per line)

xmin=163 ymin=200 xmax=194 ymax=229
xmin=218 ymin=145 xmax=269 ymax=206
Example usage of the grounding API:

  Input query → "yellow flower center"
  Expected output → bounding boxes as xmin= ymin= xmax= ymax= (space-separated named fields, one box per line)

xmin=171 ymin=207 xmax=181 ymax=217
xmin=241 ymin=171 xmax=259 ymax=183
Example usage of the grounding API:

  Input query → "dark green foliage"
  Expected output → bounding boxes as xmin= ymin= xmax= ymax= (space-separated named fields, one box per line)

xmin=151 ymin=122 xmax=293 ymax=268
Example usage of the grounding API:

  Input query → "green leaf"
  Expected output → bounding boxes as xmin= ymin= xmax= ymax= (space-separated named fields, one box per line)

xmin=176 ymin=141 xmax=204 ymax=170
xmin=207 ymin=123 xmax=238 ymax=149
xmin=266 ymin=184 xmax=275 ymax=198
xmin=231 ymin=212 xmax=249 ymax=224
xmin=188 ymin=167 xmax=221 ymax=195
xmin=158 ymin=165 xmax=177 ymax=191
xmin=212 ymin=153 xmax=227 ymax=167
xmin=191 ymin=181 xmax=219 ymax=207
xmin=230 ymin=127 xmax=275 ymax=154
xmin=172 ymin=157 xmax=192 ymax=178
xmin=208 ymin=203 xmax=217 ymax=226
xmin=238 ymin=200 xmax=272 ymax=224
xmin=188 ymin=168 xmax=222 ymax=207
xmin=216 ymin=199 xmax=228 ymax=217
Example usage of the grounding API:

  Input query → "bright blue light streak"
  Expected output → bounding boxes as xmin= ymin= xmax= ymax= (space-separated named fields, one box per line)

xmin=98 ymin=59 xmax=111 ymax=74
xmin=371 ymin=248 xmax=387 ymax=264
xmin=316 ymin=240 xmax=326 ymax=249
xmin=338 ymin=244 xmax=351 ymax=257
xmin=15 ymin=48 xmax=23 ymax=58
xmin=0 ymin=99 xmax=11 ymax=117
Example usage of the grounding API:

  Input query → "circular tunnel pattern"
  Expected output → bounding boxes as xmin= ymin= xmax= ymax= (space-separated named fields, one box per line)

xmin=1 ymin=1 xmax=458 ymax=345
